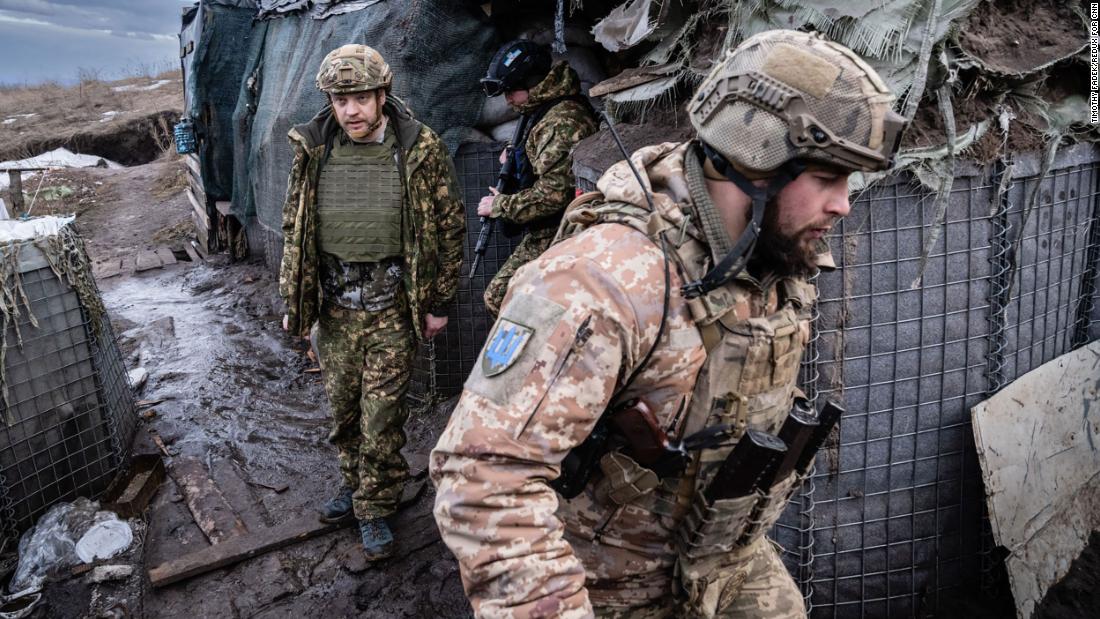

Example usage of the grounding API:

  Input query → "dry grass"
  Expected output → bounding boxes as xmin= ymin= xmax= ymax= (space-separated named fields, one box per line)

xmin=151 ymin=157 xmax=189 ymax=199
xmin=11 ymin=169 xmax=117 ymax=219
xmin=0 ymin=69 xmax=184 ymax=162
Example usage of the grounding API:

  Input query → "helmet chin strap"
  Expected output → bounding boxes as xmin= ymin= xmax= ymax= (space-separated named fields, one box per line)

xmin=682 ymin=143 xmax=805 ymax=298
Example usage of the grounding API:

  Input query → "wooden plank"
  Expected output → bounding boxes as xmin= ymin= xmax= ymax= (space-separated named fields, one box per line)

xmin=155 ymin=246 xmax=178 ymax=266
xmin=7 ymin=170 xmax=23 ymax=214
xmin=183 ymin=241 xmax=203 ymax=263
xmin=187 ymin=188 xmax=210 ymax=228
xmin=184 ymin=153 xmax=201 ymax=178
xmin=147 ymin=479 xmax=426 ymax=588
xmin=135 ymin=250 xmax=162 ymax=272
xmin=92 ymin=258 xmax=123 ymax=280
xmin=149 ymin=513 xmax=344 ymax=588
xmin=168 ymin=457 xmax=249 ymax=546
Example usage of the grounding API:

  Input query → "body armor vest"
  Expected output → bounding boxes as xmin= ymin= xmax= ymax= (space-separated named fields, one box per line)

xmin=553 ymin=188 xmax=815 ymax=559
xmin=317 ymin=129 xmax=403 ymax=263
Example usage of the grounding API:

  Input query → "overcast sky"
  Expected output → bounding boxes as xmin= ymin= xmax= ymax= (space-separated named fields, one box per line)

xmin=0 ymin=0 xmax=192 ymax=85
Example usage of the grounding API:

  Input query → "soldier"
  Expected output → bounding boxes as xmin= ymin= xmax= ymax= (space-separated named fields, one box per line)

xmin=280 ymin=44 xmax=464 ymax=559
xmin=432 ymin=30 xmax=906 ymax=617
xmin=476 ymin=40 xmax=598 ymax=316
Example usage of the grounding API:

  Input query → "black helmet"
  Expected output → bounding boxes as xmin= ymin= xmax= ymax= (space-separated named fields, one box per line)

xmin=480 ymin=40 xmax=551 ymax=97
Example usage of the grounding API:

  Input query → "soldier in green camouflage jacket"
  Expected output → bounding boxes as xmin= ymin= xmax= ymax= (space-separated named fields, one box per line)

xmin=477 ymin=41 xmax=598 ymax=316
xmin=279 ymin=44 xmax=464 ymax=560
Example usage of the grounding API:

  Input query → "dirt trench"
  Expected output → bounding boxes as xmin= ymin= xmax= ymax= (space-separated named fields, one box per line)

xmin=100 ymin=262 xmax=472 ymax=619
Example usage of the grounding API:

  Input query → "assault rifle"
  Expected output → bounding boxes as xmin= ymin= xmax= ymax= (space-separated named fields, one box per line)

xmin=469 ymin=118 xmax=527 ymax=279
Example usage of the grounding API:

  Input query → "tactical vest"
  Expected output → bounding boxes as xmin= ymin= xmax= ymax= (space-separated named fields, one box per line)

xmin=554 ymin=190 xmax=815 ymax=554
xmin=316 ymin=129 xmax=403 ymax=262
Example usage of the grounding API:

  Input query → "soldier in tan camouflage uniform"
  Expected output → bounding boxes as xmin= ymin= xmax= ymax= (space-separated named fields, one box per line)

xmin=432 ymin=31 xmax=907 ymax=617
xmin=476 ymin=40 xmax=598 ymax=316
xmin=279 ymin=44 xmax=464 ymax=559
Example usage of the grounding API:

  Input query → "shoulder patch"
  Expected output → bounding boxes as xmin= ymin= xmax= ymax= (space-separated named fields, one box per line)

xmin=482 ymin=319 xmax=534 ymax=376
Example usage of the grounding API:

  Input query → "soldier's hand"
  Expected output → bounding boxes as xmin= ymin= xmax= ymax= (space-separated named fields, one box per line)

xmin=281 ymin=314 xmax=289 ymax=332
xmin=478 ymin=189 xmax=499 ymax=217
xmin=424 ymin=313 xmax=448 ymax=339
xmin=499 ymin=148 xmax=507 ymax=165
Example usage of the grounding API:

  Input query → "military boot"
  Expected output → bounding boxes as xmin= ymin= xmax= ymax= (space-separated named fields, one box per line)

xmin=319 ymin=486 xmax=355 ymax=524
xmin=358 ymin=517 xmax=395 ymax=560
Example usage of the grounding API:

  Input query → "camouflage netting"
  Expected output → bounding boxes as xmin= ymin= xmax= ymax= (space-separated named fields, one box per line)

xmin=580 ymin=0 xmax=1095 ymax=170
xmin=230 ymin=2 xmax=499 ymax=231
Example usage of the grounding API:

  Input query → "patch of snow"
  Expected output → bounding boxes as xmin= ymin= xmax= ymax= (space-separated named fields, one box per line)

xmin=0 ymin=215 xmax=75 ymax=242
xmin=112 ymin=79 xmax=172 ymax=93
xmin=0 ymin=148 xmax=124 ymax=190
xmin=1 ymin=113 xmax=38 ymax=125
xmin=99 ymin=111 xmax=122 ymax=123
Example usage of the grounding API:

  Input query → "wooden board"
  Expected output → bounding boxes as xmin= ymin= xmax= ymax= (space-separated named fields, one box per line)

xmin=971 ymin=341 xmax=1100 ymax=619
xmin=168 ymin=457 xmax=248 ymax=546
xmin=187 ymin=187 xmax=210 ymax=229
xmin=183 ymin=241 xmax=202 ymax=263
xmin=135 ymin=249 xmax=162 ymax=272
xmin=92 ymin=258 xmax=123 ymax=280
xmin=148 ymin=513 xmax=345 ymax=588
xmin=155 ymin=246 xmax=178 ymax=266
xmin=147 ymin=479 xmax=426 ymax=588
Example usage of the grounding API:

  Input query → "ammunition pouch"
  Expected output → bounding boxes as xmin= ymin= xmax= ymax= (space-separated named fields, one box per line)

xmin=675 ymin=535 xmax=758 ymax=619
xmin=594 ymin=452 xmax=660 ymax=506
xmin=674 ymin=470 xmax=804 ymax=617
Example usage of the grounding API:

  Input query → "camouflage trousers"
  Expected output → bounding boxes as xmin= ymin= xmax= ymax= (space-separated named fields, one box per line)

xmin=594 ymin=538 xmax=806 ymax=619
xmin=316 ymin=301 xmax=416 ymax=520
xmin=483 ymin=227 xmax=555 ymax=317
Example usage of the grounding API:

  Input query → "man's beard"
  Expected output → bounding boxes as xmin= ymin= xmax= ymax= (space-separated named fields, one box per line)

xmin=746 ymin=199 xmax=822 ymax=279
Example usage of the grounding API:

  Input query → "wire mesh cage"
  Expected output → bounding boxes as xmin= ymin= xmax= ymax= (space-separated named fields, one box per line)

xmin=409 ymin=141 xmax=523 ymax=405
xmin=772 ymin=144 xmax=1100 ymax=618
xmin=0 ymin=226 xmax=137 ymax=549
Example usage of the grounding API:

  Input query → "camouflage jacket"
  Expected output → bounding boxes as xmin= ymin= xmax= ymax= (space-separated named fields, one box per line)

xmin=432 ymin=142 xmax=816 ymax=617
xmin=492 ymin=61 xmax=598 ymax=233
xmin=278 ymin=95 xmax=465 ymax=341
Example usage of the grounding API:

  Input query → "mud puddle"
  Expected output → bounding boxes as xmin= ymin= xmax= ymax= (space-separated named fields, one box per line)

xmin=92 ymin=261 xmax=470 ymax=618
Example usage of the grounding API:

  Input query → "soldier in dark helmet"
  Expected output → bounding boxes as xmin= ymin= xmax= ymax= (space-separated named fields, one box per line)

xmin=279 ymin=44 xmax=464 ymax=560
xmin=477 ymin=40 xmax=598 ymax=316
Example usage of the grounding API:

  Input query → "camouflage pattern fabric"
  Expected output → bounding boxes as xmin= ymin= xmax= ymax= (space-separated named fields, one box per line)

xmin=317 ymin=301 xmax=416 ymax=519
xmin=432 ymin=142 xmax=815 ymax=618
xmin=482 ymin=227 xmax=554 ymax=317
xmin=484 ymin=62 xmax=597 ymax=313
xmin=279 ymin=94 xmax=465 ymax=341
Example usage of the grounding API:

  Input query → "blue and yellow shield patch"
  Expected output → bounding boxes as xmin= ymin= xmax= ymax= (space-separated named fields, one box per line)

xmin=482 ymin=319 xmax=534 ymax=377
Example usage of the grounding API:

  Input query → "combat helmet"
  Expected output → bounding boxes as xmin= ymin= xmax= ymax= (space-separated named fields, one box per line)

xmin=480 ymin=40 xmax=552 ymax=97
xmin=316 ymin=44 xmax=393 ymax=95
xmin=680 ymin=30 xmax=907 ymax=298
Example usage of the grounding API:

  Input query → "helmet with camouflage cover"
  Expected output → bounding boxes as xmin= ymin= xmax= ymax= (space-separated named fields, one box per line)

xmin=679 ymin=30 xmax=907 ymax=299
xmin=316 ymin=44 xmax=393 ymax=95
xmin=689 ymin=29 xmax=905 ymax=176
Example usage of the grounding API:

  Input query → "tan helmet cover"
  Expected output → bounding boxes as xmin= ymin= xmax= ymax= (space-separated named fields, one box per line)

xmin=689 ymin=30 xmax=907 ymax=174
xmin=316 ymin=44 xmax=393 ymax=94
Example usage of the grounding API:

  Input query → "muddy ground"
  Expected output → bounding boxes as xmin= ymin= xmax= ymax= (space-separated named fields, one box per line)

xmin=17 ymin=158 xmax=471 ymax=618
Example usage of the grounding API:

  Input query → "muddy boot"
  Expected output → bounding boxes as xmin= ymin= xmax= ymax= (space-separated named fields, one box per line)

xmin=358 ymin=517 xmax=394 ymax=561
xmin=319 ymin=486 xmax=355 ymax=524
